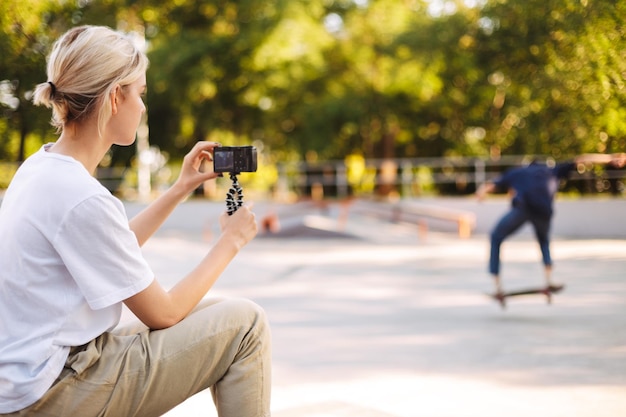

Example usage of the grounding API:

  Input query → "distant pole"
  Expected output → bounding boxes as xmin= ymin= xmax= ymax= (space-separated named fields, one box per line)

xmin=336 ymin=163 xmax=348 ymax=199
xmin=131 ymin=27 xmax=151 ymax=202
xmin=136 ymin=113 xmax=151 ymax=201
xmin=474 ymin=158 xmax=486 ymax=189
xmin=401 ymin=161 xmax=413 ymax=197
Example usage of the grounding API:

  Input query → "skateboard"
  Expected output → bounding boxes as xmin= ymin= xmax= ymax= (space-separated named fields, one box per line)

xmin=487 ymin=284 xmax=565 ymax=309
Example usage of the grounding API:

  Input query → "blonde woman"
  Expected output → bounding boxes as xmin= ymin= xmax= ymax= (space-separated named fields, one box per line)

xmin=0 ymin=26 xmax=271 ymax=416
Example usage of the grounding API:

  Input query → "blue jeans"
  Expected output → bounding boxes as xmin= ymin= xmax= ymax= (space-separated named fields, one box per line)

xmin=489 ymin=205 xmax=552 ymax=275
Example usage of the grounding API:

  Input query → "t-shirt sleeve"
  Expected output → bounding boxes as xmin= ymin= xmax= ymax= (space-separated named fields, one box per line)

xmin=53 ymin=194 xmax=154 ymax=310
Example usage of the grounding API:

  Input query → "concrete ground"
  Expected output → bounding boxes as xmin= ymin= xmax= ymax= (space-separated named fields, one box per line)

xmin=122 ymin=197 xmax=626 ymax=417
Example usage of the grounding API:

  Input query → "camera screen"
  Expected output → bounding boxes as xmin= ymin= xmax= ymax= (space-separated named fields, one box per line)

xmin=214 ymin=150 xmax=234 ymax=172
xmin=213 ymin=146 xmax=257 ymax=173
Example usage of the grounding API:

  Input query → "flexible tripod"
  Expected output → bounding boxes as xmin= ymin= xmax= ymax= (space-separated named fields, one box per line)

xmin=225 ymin=172 xmax=244 ymax=215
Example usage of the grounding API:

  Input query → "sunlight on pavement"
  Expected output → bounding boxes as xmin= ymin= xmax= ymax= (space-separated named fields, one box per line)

xmin=148 ymin=203 xmax=626 ymax=417
xmin=164 ymin=372 xmax=625 ymax=417
xmin=270 ymin=373 xmax=626 ymax=417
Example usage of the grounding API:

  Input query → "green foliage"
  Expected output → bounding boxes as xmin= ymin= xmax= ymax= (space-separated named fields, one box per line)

xmin=0 ymin=162 xmax=18 ymax=189
xmin=0 ymin=0 xmax=128 ymax=162
xmin=474 ymin=0 xmax=626 ymax=157
xmin=1 ymin=0 xmax=625 ymax=188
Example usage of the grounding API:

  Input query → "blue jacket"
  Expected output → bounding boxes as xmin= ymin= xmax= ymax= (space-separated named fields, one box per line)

xmin=493 ymin=161 xmax=575 ymax=216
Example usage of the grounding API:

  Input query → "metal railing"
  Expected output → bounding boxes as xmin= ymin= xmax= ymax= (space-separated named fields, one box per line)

xmin=276 ymin=155 xmax=626 ymax=199
xmin=3 ymin=155 xmax=624 ymax=199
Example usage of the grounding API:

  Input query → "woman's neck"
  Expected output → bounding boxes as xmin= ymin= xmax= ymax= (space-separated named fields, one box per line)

xmin=48 ymin=122 xmax=110 ymax=175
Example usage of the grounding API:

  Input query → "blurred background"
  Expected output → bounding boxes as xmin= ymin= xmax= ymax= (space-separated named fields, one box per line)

xmin=1 ymin=0 xmax=625 ymax=202
xmin=3 ymin=4 xmax=626 ymax=415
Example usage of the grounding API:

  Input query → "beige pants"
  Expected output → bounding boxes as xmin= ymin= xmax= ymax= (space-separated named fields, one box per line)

xmin=6 ymin=297 xmax=272 ymax=417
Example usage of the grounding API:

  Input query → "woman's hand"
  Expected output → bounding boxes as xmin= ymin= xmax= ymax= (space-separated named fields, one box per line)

xmin=219 ymin=205 xmax=258 ymax=250
xmin=173 ymin=141 xmax=221 ymax=195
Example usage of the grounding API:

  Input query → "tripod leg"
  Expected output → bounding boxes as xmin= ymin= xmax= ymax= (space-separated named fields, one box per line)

xmin=226 ymin=173 xmax=244 ymax=215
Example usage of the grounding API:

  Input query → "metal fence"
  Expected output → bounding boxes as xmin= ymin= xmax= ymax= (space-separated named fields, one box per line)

xmin=3 ymin=155 xmax=624 ymax=200
xmin=276 ymin=155 xmax=626 ymax=199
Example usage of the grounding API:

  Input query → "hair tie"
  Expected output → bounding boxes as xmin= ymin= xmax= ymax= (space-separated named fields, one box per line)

xmin=47 ymin=81 xmax=57 ymax=98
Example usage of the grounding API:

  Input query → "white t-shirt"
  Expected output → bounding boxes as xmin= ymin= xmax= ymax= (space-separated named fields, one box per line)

xmin=0 ymin=144 xmax=154 ymax=413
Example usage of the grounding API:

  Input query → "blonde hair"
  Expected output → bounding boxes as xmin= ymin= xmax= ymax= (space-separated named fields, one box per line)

xmin=32 ymin=25 xmax=149 ymax=136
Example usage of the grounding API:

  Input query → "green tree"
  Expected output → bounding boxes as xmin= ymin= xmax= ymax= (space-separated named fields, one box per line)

xmin=2 ymin=0 xmax=625 ymax=187
xmin=136 ymin=0 xmax=286 ymax=157
xmin=474 ymin=0 xmax=626 ymax=157
xmin=0 ymin=1 xmax=62 ymax=161
xmin=0 ymin=0 xmax=126 ymax=162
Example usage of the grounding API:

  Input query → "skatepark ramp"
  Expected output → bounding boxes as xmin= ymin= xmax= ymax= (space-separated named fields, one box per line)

xmin=348 ymin=199 xmax=477 ymax=238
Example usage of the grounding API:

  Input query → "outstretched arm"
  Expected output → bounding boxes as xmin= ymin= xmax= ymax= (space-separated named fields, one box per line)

xmin=129 ymin=141 xmax=220 ymax=246
xmin=124 ymin=205 xmax=258 ymax=329
xmin=574 ymin=153 xmax=626 ymax=166
xmin=476 ymin=182 xmax=496 ymax=201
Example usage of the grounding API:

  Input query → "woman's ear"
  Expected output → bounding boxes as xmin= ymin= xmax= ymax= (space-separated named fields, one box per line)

xmin=110 ymin=85 xmax=121 ymax=115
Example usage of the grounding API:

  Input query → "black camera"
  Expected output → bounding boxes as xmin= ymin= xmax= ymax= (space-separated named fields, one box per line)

xmin=213 ymin=146 xmax=257 ymax=173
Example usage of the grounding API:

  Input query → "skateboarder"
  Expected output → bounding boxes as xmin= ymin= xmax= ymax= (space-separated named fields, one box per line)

xmin=476 ymin=153 xmax=625 ymax=297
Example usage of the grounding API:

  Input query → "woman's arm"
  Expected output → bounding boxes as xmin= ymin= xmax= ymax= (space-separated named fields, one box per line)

xmin=129 ymin=141 xmax=219 ymax=246
xmin=124 ymin=205 xmax=258 ymax=329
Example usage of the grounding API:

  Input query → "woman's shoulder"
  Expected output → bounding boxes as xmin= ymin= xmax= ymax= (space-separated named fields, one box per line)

xmin=9 ymin=150 xmax=113 ymax=215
